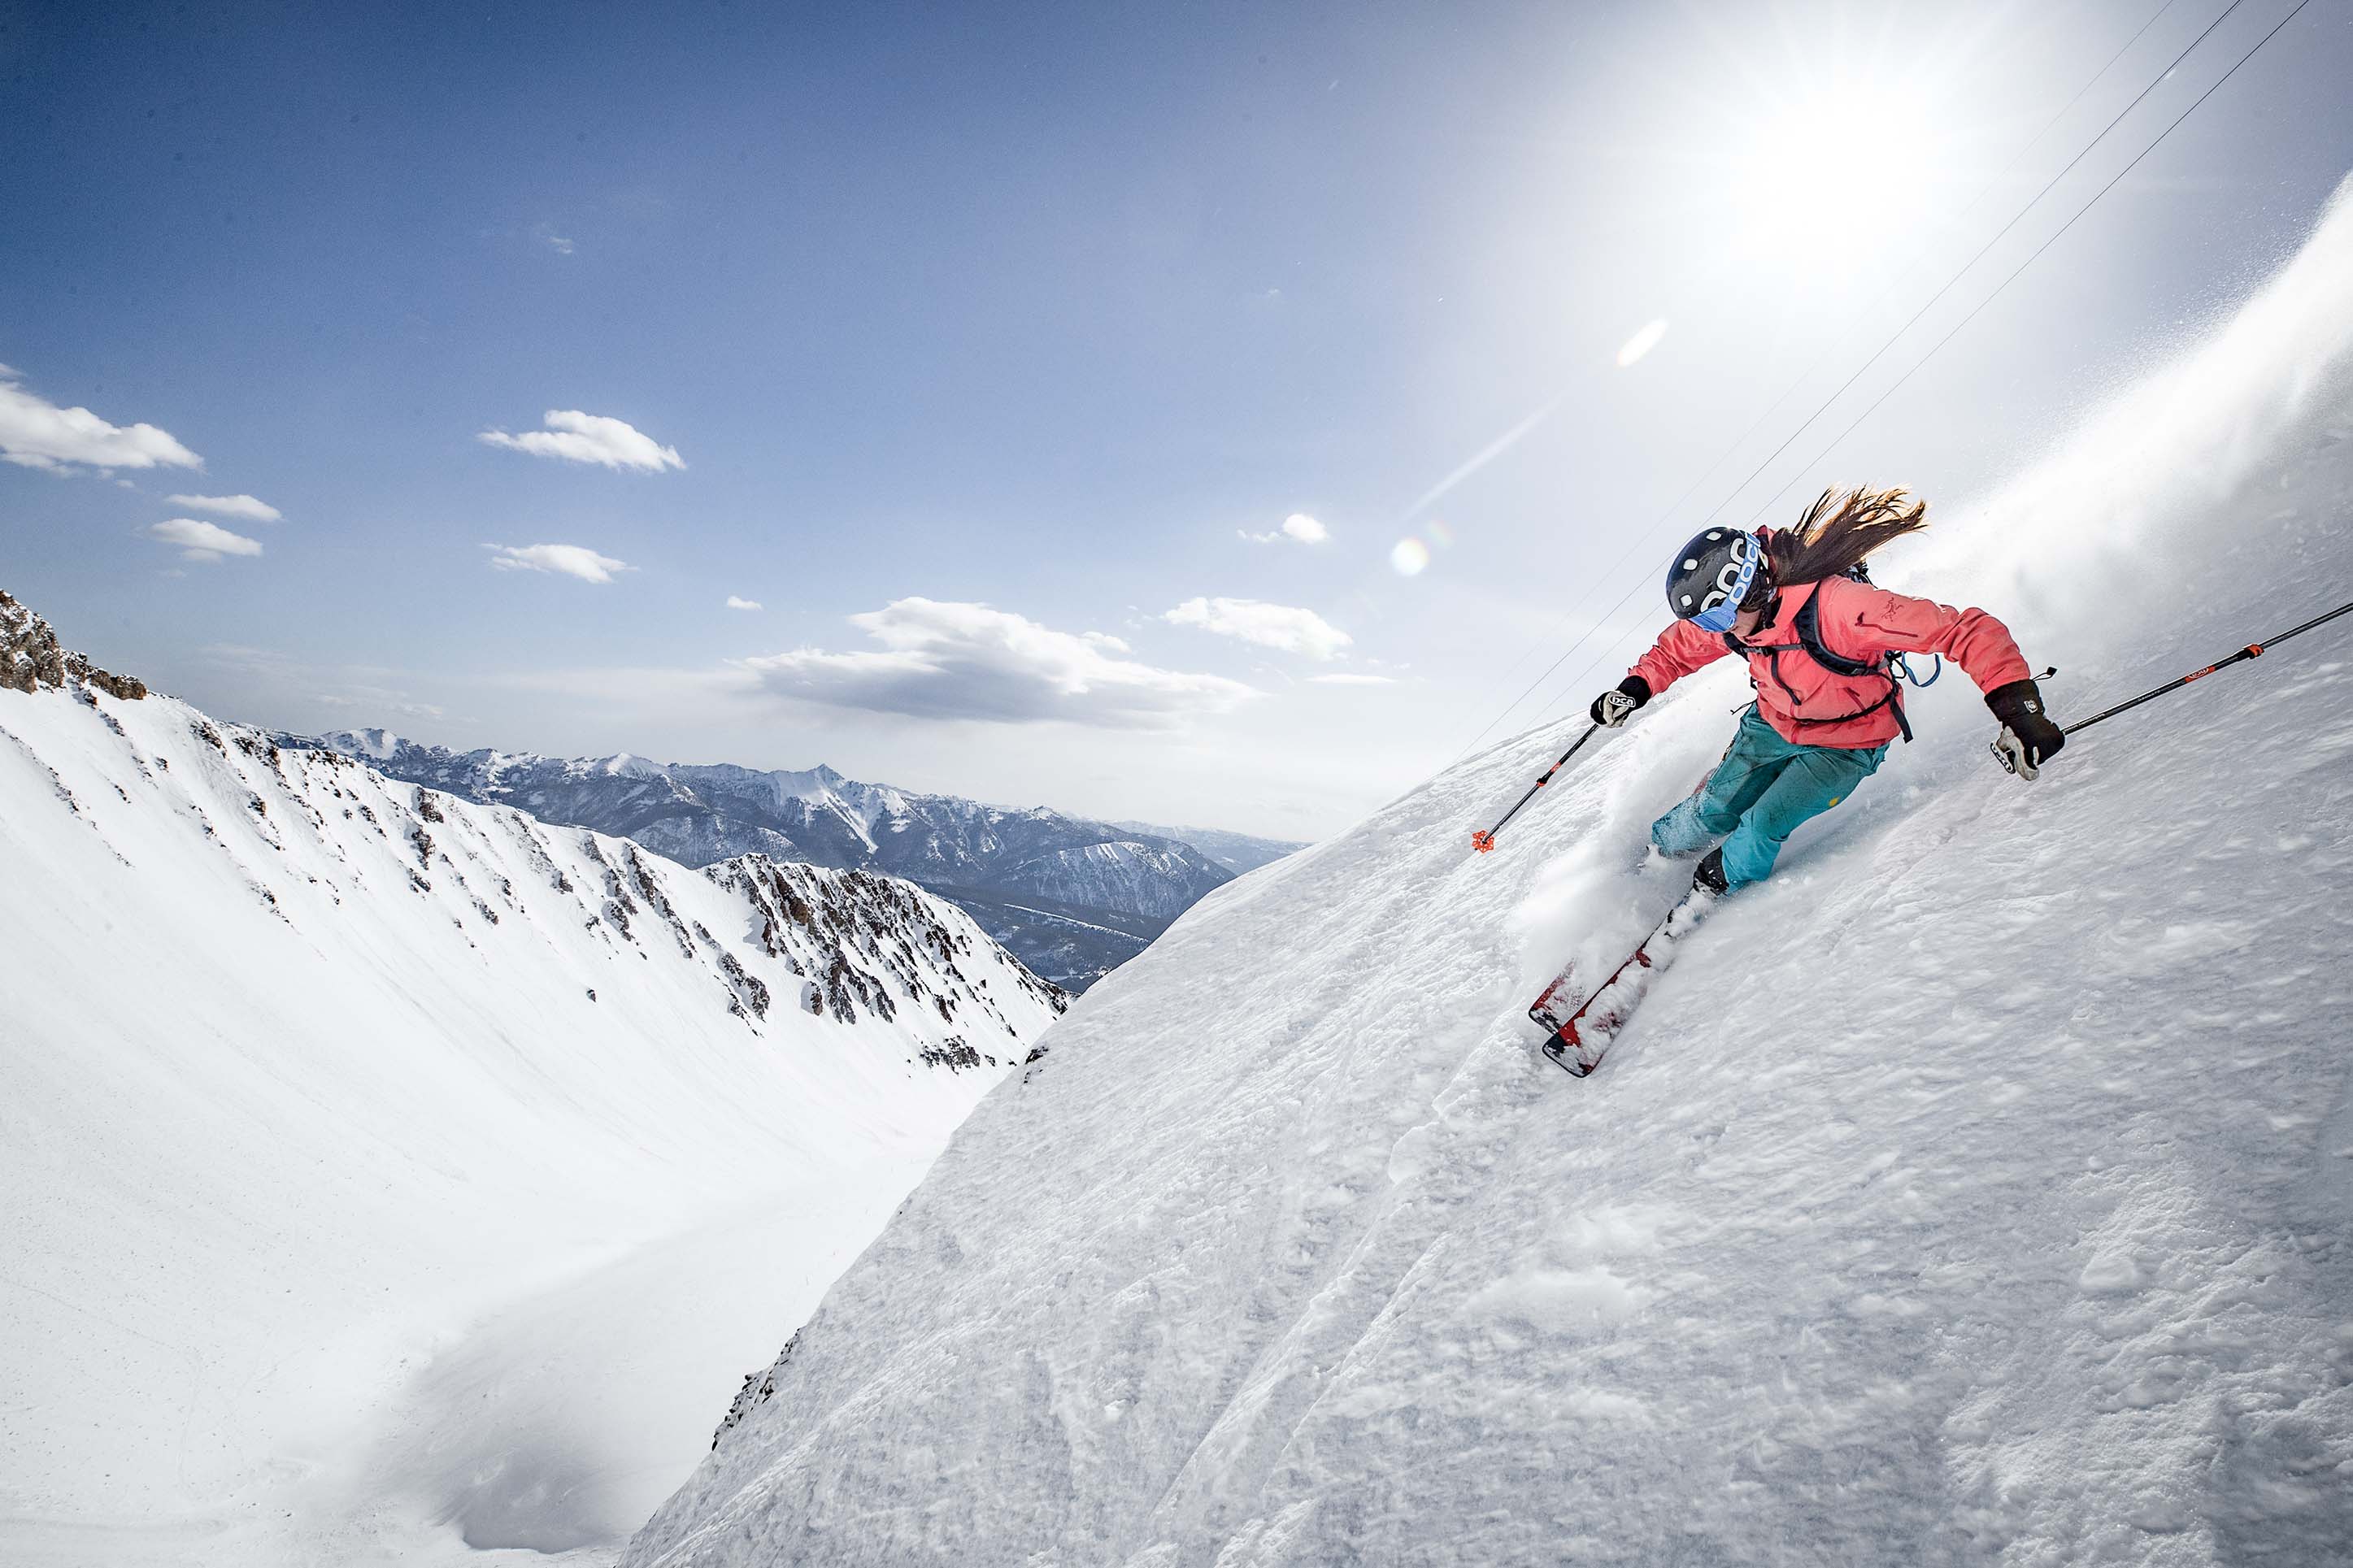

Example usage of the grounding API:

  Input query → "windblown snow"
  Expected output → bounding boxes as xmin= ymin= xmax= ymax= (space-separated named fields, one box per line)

xmin=624 ymin=184 xmax=2353 ymax=1564
xmin=0 ymin=650 xmax=1062 ymax=1565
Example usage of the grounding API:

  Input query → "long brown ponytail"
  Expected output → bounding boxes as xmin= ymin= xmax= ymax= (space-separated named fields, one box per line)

xmin=1767 ymin=486 xmax=1929 ymax=587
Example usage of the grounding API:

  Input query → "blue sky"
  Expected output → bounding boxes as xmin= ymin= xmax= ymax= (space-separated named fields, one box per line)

xmin=4 ymin=0 xmax=2350 ymax=836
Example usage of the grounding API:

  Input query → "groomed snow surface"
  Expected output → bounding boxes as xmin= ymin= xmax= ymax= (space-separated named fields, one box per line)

xmin=628 ymin=183 xmax=2353 ymax=1564
xmin=0 ymin=683 xmax=1059 ymax=1565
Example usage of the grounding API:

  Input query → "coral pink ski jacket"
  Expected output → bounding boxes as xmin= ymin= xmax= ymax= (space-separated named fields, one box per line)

xmin=1629 ymin=575 xmax=2033 ymax=749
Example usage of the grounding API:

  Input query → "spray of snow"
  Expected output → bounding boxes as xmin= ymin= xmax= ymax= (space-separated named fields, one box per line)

xmin=1913 ymin=172 xmax=2353 ymax=652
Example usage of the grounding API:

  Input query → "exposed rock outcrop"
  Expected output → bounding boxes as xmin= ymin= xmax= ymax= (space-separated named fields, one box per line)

xmin=2 ymin=589 xmax=146 ymax=700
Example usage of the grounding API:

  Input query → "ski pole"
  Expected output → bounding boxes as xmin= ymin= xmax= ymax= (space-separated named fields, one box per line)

xmin=2059 ymin=596 xmax=2353 ymax=740
xmin=1472 ymin=723 xmax=1600 ymax=853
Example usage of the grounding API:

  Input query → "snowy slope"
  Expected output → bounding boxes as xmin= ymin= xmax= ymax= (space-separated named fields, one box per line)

xmin=0 ymin=646 xmax=1062 ymax=1566
xmin=624 ymin=186 xmax=2353 ymax=1565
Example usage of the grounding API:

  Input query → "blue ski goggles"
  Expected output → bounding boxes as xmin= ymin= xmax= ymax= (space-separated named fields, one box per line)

xmin=1687 ymin=534 xmax=1764 ymax=633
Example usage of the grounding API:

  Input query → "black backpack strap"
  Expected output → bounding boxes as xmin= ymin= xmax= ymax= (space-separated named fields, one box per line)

xmin=1791 ymin=591 xmax=1878 ymax=677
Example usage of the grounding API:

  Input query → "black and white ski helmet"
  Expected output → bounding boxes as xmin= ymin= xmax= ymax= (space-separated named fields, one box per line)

xmin=1665 ymin=527 xmax=1766 ymax=632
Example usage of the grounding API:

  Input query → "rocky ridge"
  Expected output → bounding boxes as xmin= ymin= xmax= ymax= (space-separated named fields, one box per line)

xmin=1 ymin=588 xmax=146 ymax=699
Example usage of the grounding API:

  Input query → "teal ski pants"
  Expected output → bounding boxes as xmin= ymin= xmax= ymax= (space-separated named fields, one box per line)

xmin=1650 ymin=704 xmax=1886 ymax=889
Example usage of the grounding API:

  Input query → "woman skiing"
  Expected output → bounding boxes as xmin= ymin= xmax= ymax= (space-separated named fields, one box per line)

xmin=1590 ymin=486 xmax=2065 ymax=895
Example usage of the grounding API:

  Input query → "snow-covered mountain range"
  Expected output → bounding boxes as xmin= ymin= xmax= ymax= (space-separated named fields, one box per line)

xmin=0 ymin=594 xmax=1064 ymax=1564
xmin=293 ymin=732 xmax=1294 ymax=990
xmin=622 ymin=184 xmax=2353 ymax=1565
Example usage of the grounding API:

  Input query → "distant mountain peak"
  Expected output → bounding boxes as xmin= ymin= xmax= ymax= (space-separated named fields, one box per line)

xmin=595 ymin=752 xmax=668 ymax=779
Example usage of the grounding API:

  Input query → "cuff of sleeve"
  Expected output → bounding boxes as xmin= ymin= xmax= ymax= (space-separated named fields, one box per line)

xmin=1983 ymin=678 xmax=2043 ymax=726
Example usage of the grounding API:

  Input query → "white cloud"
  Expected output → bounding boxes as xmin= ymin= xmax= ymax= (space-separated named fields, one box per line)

xmin=725 ymin=595 xmax=763 ymax=610
xmin=147 ymin=517 xmax=263 ymax=562
xmin=1164 ymin=597 xmax=1351 ymax=660
xmin=166 ymin=492 xmax=281 ymax=522
xmin=534 ymin=224 xmax=576 ymax=255
xmin=0 ymin=366 xmax=203 ymax=474
xmin=1239 ymin=512 xmax=1330 ymax=545
xmin=315 ymin=692 xmax=446 ymax=719
xmin=486 ymin=543 xmax=630 ymax=584
xmin=1310 ymin=673 xmax=1395 ymax=685
xmin=740 ymin=597 xmax=1255 ymax=728
xmin=478 ymin=410 xmax=683 ymax=472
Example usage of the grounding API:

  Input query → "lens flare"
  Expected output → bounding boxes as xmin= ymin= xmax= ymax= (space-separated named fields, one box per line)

xmin=1425 ymin=519 xmax=1455 ymax=548
xmin=1390 ymin=538 xmax=1430 ymax=576
xmin=1616 ymin=319 xmax=1668 ymax=367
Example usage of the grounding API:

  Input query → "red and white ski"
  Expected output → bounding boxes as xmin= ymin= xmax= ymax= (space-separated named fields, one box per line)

xmin=1531 ymin=888 xmax=1717 ymax=1077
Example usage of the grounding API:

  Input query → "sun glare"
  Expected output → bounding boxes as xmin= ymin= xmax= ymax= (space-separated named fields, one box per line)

xmin=1730 ymin=86 xmax=1942 ymax=271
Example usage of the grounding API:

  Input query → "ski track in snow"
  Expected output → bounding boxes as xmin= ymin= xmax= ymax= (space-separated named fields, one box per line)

xmin=999 ymin=904 xmax=1150 ymax=942
xmin=625 ymin=184 xmax=2353 ymax=1565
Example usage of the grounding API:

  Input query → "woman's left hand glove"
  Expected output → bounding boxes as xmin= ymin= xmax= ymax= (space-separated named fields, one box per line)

xmin=1986 ymin=679 xmax=2064 ymax=780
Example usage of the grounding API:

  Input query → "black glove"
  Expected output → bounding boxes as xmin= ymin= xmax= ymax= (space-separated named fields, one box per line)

xmin=1985 ymin=679 xmax=2064 ymax=780
xmin=1590 ymin=675 xmax=1651 ymax=729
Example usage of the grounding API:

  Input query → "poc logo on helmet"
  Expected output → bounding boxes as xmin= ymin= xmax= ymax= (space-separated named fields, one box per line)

xmin=1697 ymin=540 xmax=1758 ymax=617
xmin=1665 ymin=528 xmax=1762 ymax=633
